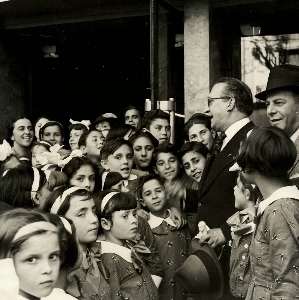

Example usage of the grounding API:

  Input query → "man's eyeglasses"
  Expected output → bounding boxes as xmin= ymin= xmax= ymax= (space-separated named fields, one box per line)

xmin=207 ymin=97 xmax=231 ymax=107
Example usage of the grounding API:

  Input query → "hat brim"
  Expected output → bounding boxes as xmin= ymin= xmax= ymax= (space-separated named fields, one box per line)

xmin=189 ymin=240 xmax=224 ymax=299
xmin=90 ymin=118 xmax=119 ymax=129
xmin=255 ymin=85 xmax=297 ymax=101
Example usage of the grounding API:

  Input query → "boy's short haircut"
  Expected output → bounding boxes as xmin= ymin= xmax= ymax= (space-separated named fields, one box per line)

xmin=152 ymin=141 xmax=179 ymax=163
xmin=238 ymin=172 xmax=260 ymax=203
xmin=137 ymin=173 xmax=164 ymax=200
xmin=237 ymin=126 xmax=297 ymax=178
xmin=183 ymin=113 xmax=212 ymax=141
xmin=178 ymin=141 xmax=209 ymax=163
xmin=141 ymin=109 xmax=170 ymax=130
xmin=100 ymin=138 xmax=133 ymax=161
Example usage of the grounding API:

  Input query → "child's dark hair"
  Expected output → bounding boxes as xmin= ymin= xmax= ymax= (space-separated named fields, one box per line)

xmin=237 ymin=126 xmax=296 ymax=178
xmin=0 ymin=165 xmax=47 ymax=208
xmin=178 ymin=141 xmax=210 ymax=163
xmin=152 ymin=141 xmax=179 ymax=163
xmin=124 ymin=105 xmax=142 ymax=117
xmin=62 ymin=156 xmax=100 ymax=193
xmin=47 ymin=171 xmax=68 ymax=192
xmin=128 ymin=130 xmax=159 ymax=149
xmin=105 ymin=124 xmax=135 ymax=141
xmin=94 ymin=190 xmax=137 ymax=223
xmin=100 ymin=138 xmax=133 ymax=161
xmin=0 ymin=208 xmax=67 ymax=263
xmin=68 ymin=123 xmax=89 ymax=132
xmin=39 ymin=121 xmax=64 ymax=141
xmin=183 ymin=113 xmax=212 ymax=141
xmin=141 ymin=109 xmax=170 ymax=130
xmin=137 ymin=173 xmax=164 ymax=200
xmin=43 ymin=185 xmax=92 ymax=215
xmin=100 ymin=170 xmax=123 ymax=190
xmin=78 ymin=130 xmax=100 ymax=148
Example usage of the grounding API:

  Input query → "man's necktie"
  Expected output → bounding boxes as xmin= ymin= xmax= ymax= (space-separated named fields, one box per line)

xmin=214 ymin=132 xmax=227 ymax=153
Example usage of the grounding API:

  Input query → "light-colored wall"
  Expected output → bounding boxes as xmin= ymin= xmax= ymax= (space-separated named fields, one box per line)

xmin=184 ymin=0 xmax=210 ymax=121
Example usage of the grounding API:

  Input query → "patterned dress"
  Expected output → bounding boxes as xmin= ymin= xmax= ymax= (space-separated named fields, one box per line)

xmin=245 ymin=186 xmax=299 ymax=300
xmin=227 ymin=206 xmax=256 ymax=298
xmin=67 ymin=249 xmax=111 ymax=300
xmin=148 ymin=212 xmax=191 ymax=300
xmin=96 ymin=241 xmax=159 ymax=300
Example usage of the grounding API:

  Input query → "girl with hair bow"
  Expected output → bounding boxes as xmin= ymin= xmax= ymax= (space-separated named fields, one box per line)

xmin=0 ymin=208 xmax=67 ymax=300
xmin=43 ymin=185 xmax=111 ymax=300
xmin=68 ymin=119 xmax=90 ymax=150
xmin=92 ymin=190 xmax=159 ymax=300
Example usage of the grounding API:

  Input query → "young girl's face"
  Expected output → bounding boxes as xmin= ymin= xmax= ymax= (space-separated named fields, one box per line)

xmin=188 ymin=123 xmax=215 ymax=151
xmin=35 ymin=118 xmax=49 ymax=140
xmin=132 ymin=137 xmax=154 ymax=170
xmin=65 ymin=196 xmax=99 ymax=247
xmin=95 ymin=121 xmax=111 ymax=138
xmin=154 ymin=152 xmax=180 ymax=181
xmin=125 ymin=109 xmax=141 ymax=129
xmin=14 ymin=231 xmax=60 ymax=298
xmin=140 ymin=179 xmax=167 ymax=214
xmin=104 ymin=145 xmax=133 ymax=179
xmin=111 ymin=180 xmax=129 ymax=193
xmin=42 ymin=125 xmax=63 ymax=145
xmin=83 ymin=131 xmax=105 ymax=157
xmin=110 ymin=208 xmax=138 ymax=242
xmin=181 ymin=151 xmax=207 ymax=183
xmin=31 ymin=144 xmax=49 ymax=168
xmin=69 ymin=164 xmax=95 ymax=193
xmin=233 ymin=176 xmax=249 ymax=210
xmin=149 ymin=118 xmax=171 ymax=144
xmin=12 ymin=119 xmax=34 ymax=148
xmin=69 ymin=129 xmax=84 ymax=150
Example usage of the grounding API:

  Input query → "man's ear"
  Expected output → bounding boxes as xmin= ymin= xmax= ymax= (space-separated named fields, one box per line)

xmin=80 ymin=145 xmax=87 ymax=154
xmin=101 ymin=160 xmax=109 ymax=170
xmin=101 ymin=218 xmax=112 ymax=231
xmin=153 ymin=166 xmax=158 ymax=175
xmin=227 ymin=98 xmax=236 ymax=112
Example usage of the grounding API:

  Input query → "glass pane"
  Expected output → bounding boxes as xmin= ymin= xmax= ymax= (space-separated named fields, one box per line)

xmin=241 ymin=33 xmax=299 ymax=103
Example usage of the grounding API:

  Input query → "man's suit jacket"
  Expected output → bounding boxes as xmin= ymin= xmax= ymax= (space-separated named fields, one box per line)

xmin=289 ymin=134 xmax=299 ymax=178
xmin=186 ymin=121 xmax=255 ymax=241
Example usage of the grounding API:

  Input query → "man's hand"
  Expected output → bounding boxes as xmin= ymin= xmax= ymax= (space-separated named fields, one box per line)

xmin=199 ymin=228 xmax=226 ymax=248
xmin=169 ymin=207 xmax=187 ymax=228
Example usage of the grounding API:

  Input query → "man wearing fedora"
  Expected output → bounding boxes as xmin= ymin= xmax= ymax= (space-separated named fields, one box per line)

xmin=255 ymin=64 xmax=299 ymax=177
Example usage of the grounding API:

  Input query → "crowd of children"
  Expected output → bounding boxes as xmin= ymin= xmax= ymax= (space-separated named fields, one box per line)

xmin=0 ymin=103 xmax=299 ymax=300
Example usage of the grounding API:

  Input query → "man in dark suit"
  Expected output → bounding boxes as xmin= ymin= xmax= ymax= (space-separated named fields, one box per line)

xmin=185 ymin=77 xmax=255 ymax=299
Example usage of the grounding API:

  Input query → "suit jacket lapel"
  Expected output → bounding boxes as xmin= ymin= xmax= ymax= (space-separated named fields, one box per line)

xmin=199 ymin=121 xmax=255 ymax=197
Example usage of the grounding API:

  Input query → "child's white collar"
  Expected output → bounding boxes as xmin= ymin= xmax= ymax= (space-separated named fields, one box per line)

xmin=100 ymin=241 xmax=132 ymax=263
xmin=259 ymin=185 xmax=299 ymax=214
xmin=123 ymin=173 xmax=138 ymax=187
xmin=148 ymin=210 xmax=176 ymax=229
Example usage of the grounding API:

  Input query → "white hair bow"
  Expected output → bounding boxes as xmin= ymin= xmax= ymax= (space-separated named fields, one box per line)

xmin=0 ymin=140 xmax=12 ymax=162
xmin=34 ymin=144 xmax=64 ymax=167
xmin=57 ymin=149 xmax=84 ymax=168
xmin=69 ymin=119 xmax=91 ymax=130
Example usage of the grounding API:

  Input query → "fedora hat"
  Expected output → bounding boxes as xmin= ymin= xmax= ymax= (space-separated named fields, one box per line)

xmin=174 ymin=239 xmax=223 ymax=299
xmin=90 ymin=113 xmax=119 ymax=128
xmin=255 ymin=64 xmax=299 ymax=100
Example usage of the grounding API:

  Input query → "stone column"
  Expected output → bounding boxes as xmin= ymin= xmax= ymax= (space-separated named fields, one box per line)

xmin=184 ymin=0 xmax=210 ymax=120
